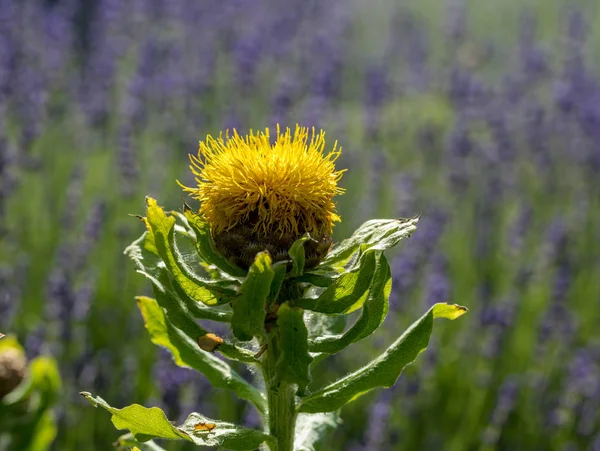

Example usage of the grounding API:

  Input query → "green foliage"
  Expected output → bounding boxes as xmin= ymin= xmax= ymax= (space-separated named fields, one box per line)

xmin=274 ymin=304 xmax=313 ymax=396
xmin=85 ymin=197 xmax=466 ymax=450
xmin=115 ymin=434 xmax=167 ymax=451
xmin=267 ymin=262 xmax=288 ymax=307
xmin=297 ymin=218 xmax=418 ymax=288
xmin=288 ymin=234 xmax=312 ymax=277
xmin=183 ymin=208 xmax=247 ymax=278
xmin=81 ymin=392 xmax=275 ymax=450
xmin=308 ymin=253 xmax=392 ymax=354
xmin=231 ymin=251 xmax=274 ymax=341
xmin=125 ymin=232 xmax=232 ymax=323
xmin=294 ymin=412 xmax=340 ymax=451
xmin=146 ymin=197 xmax=238 ymax=305
xmin=298 ymin=303 xmax=468 ymax=413
xmin=297 ymin=251 xmax=377 ymax=314
xmin=135 ymin=296 xmax=266 ymax=414
xmin=317 ymin=218 xmax=419 ymax=272
xmin=0 ymin=337 xmax=61 ymax=451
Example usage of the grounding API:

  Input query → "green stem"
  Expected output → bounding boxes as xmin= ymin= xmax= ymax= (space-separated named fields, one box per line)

xmin=263 ymin=332 xmax=297 ymax=451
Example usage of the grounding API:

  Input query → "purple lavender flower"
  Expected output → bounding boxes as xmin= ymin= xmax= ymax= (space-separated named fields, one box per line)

xmin=444 ymin=0 xmax=466 ymax=44
xmin=270 ymin=74 xmax=299 ymax=126
xmin=363 ymin=393 xmax=393 ymax=450
xmin=364 ymin=65 xmax=389 ymax=138
xmin=481 ymin=377 xmax=520 ymax=446
xmin=233 ymin=31 xmax=264 ymax=90
xmin=486 ymin=109 xmax=515 ymax=163
xmin=79 ymin=0 xmax=129 ymax=127
xmin=42 ymin=1 xmax=75 ymax=86
xmin=391 ymin=209 xmax=447 ymax=308
xmin=518 ymin=11 xmax=548 ymax=81
xmin=406 ymin=21 xmax=430 ymax=91
xmin=154 ymin=348 xmax=194 ymax=420
xmin=116 ymin=122 xmax=138 ymax=198
xmin=422 ymin=251 xmax=451 ymax=308
xmin=549 ymin=347 xmax=599 ymax=434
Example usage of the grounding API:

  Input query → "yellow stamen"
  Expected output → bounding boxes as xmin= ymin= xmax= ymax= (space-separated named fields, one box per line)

xmin=180 ymin=124 xmax=345 ymax=237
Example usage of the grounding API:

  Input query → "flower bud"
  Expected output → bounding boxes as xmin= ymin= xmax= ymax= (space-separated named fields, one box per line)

xmin=0 ymin=348 xmax=27 ymax=399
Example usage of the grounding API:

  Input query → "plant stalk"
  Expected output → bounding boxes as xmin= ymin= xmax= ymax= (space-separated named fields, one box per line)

xmin=263 ymin=331 xmax=297 ymax=451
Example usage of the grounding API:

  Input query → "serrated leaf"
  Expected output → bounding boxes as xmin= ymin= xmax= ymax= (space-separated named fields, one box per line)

xmin=231 ymin=252 xmax=274 ymax=341
xmin=136 ymin=296 xmax=266 ymax=414
xmin=288 ymin=234 xmax=311 ymax=277
xmin=316 ymin=217 xmax=419 ymax=271
xmin=294 ymin=412 xmax=340 ymax=451
xmin=151 ymin=284 xmax=255 ymax=364
xmin=297 ymin=250 xmax=377 ymax=315
xmin=81 ymin=392 xmax=189 ymax=441
xmin=169 ymin=277 xmax=232 ymax=323
xmin=308 ymin=253 xmax=391 ymax=354
xmin=298 ymin=303 xmax=467 ymax=413
xmin=151 ymin=283 xmax=209 ymax=339
xmin=267 ymin=262 xmax=287 ymax=308
xmin=126 ymin=232 xmax=232 ymax=323
xmin=145 ymin=197 xmax=237 ymax=305
xmin=127 ymin=233 xmax=254 ymax=363
xmin=274 ymin=304 xmax=313 ymax=395
xmin=85 ymin=396 xmax=276 ymax=451
xmin=183 ymin=209 xmax=248 ymax=277
xmin=179 ymin=412 xmax=275 ymax=450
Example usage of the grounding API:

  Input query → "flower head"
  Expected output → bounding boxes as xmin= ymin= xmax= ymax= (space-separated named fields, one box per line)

xmin=181 ymin=125 xmax=345 ymax=268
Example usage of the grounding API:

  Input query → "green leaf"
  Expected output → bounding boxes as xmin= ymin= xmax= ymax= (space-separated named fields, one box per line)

xmin=29 ymin=356 xmax=62 ymax=409
xmin=184 ymin=208 xmax=248 ymax=277
xmin=126 ymin=232 xmax=232 ymax=323
xmin=294 ymin=412 xmax=340 ymax=451
xmin=308 ymin=253 xmax=391 ymax=354
xmin=317 ymin=217 xmax=419 ymax=271
xmin=267 ymin=262 xmax=287 ymax=308
xmin=274 ymin=304 xmax=313 ymax=396
xmin=179 ymin=412 xmax=275 ymax=450
xmin=297 ymin=250 xmax=377 ymax=315
xmin=127 ymin=233 xmax=254 ymax=362
xmin=170 ymin=278 xmax=232 ymax=323
xmin=27 ymin=410 xmax=57 ymax=451
xmin=297 ymin=303 xmax=467 ymax=413
xmin=115 ymin=434 xmax=167 ymax=451
xmin=288 ymin=234 xmax=311 ymax=277
xmin=231 ymin=252 xmax=274 ymax=341
xmin=136 ymin=296 xmax=266 ymax=414
xmin=83 ymin=393 xmax=276 ymax=451
xmin=151 ymin=283 xmax=209 ymax=339
xmin=81 ymin=392 xmax=189 ymax=441
xmin=145 ymin=197 xmax=237 ymax=305
xmin=152 ymin=283 xmax=256 ymax=363
xmin=432 ymin=303 xmax=470 ymax=320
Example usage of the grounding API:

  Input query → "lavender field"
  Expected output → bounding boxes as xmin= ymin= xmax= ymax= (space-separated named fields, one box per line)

xmin=1 ymin=0 xmax=600 ymax=450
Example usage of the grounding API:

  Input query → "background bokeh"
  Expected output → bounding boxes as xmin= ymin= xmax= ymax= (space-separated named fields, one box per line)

xmin=1 ymin=0 xmax=600 ymax=449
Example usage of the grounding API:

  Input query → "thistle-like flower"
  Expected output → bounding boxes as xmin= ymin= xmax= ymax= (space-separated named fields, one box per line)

xmin=181 ymin=124 xmax=345 ymax=268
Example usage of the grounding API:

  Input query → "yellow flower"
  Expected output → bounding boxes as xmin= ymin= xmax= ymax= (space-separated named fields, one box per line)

xmin=181 ymin=124 xmax=345 ymax=268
